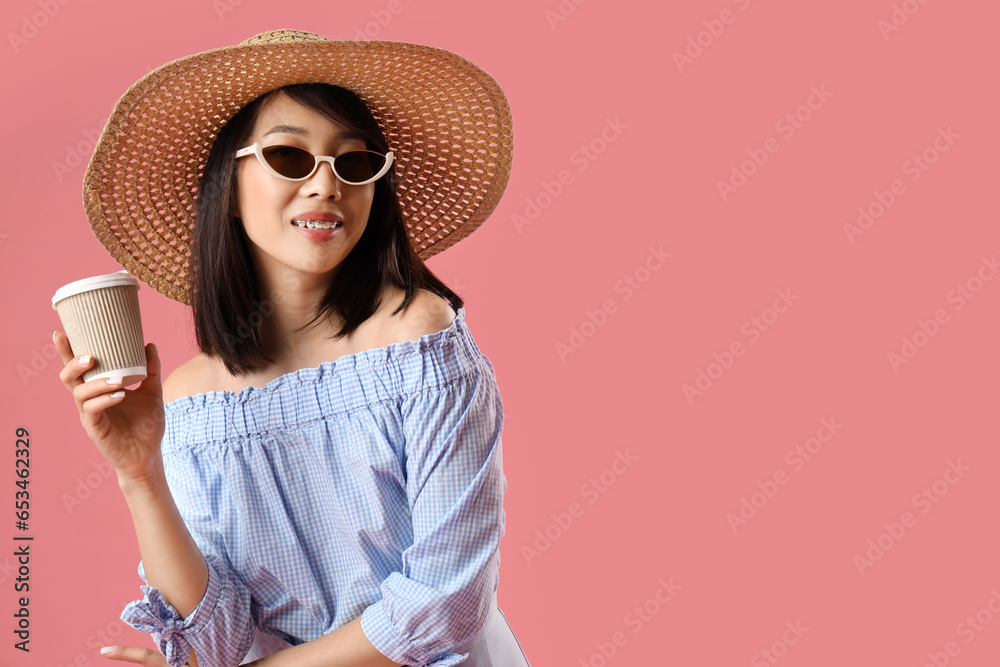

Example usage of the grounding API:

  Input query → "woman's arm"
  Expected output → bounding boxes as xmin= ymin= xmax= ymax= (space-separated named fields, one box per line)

xmin=114 ymin=469 xmax=209 ymax=667
xmin=102 ymin=496 xmax=400 ymax=667
xmin=53 ymin=333 xmax=208 ymax=616
xmin=56 ymin=334 xmax=253 ymax=667
xmin=101 ymin=615 xmax=398 ymax=667
xmin=61 ymin=342 xmax=390 ymax=667
xmin=56 ymin=333 xmax=209 ymax=618
xmin=357 ymin=360 xmax=506 ymax=664
xmin=119 ymin=470 xmax=209 ymax=620
xmin=242 ymin=617 xmax=401 ymax=667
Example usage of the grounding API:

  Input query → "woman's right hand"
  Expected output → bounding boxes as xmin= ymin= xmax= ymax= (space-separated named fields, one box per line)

xmin=55 ymin=331 xmax=166 ymax=485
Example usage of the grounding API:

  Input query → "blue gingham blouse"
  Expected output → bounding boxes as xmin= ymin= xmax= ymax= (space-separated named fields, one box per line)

xmin=120 ymin=306 xmax=509 ymax=667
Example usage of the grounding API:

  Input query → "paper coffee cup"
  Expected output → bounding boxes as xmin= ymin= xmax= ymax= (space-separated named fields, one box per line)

xmin=52 ymin=271 xmax=147 ymax=386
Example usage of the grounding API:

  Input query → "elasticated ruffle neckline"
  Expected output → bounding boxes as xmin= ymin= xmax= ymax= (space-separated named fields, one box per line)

xmin=164 ymin=306 xmax=468 ymax=414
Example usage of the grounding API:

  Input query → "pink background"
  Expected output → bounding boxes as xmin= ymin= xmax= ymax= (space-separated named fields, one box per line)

xmin=2 ymin=1 xmax=999 ymax=665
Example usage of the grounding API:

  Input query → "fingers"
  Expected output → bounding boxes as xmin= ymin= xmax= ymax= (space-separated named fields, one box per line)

xmin=145 ymin=343 xmax=160 ymax=379
xmin=136 ymin=343 xmax=162 ymax=394
xmin=54 ymin=330 xmax=74 ymax=365
xmin=99 ymin=645 xmax=170 ymax=666
xmin=73 ymin=375 xmax=127 ymax=415
xmin=58 ymin=347 xmax=95 ymax=390
xmin=55 ymin=330 xmax=102 ymax=393
xmin=57 ymin=334 xmax=161 ymax=400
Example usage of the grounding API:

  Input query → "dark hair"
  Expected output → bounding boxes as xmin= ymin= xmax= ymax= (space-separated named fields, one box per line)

xmin=190 ymin=83 xmax=463 ymax=375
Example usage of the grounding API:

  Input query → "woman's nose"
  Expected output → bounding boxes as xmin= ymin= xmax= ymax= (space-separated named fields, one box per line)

xmin=301 ymin=161 xmax=341 ymax=199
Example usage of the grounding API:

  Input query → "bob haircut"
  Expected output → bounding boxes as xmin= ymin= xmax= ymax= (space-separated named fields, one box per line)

xmin=190 ymin=82 xmax=463 ymax=375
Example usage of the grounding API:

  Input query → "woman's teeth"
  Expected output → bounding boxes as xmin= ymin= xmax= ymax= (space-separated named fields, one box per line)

xmin=293 ymin=220 xmax=342 ymax=229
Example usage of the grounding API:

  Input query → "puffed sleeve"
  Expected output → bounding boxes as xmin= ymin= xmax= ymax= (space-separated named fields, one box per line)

xmin=120 ymin=454 xmax=256 ymax=667
xmin=360 ymin=356 xmax=507 ymax=666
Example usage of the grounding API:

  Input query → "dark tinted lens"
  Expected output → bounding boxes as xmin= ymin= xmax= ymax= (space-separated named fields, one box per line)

xmin=335 ymin=151 xmax=385 ymax=183
xmin=261 ymin=145 xmax=315 ymax=179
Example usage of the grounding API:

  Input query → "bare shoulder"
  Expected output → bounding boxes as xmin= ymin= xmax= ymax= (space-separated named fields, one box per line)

xmin=161 ymin=353 xmax=224 ymax=404
xmin=383 ymin=288 xmax=457 ymax=344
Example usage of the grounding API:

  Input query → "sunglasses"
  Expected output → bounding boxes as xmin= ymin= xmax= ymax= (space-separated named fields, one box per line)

xmin=235 ymin=143 xmax=394 ymax=185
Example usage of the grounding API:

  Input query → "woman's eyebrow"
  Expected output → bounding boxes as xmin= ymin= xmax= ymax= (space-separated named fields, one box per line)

xmin=263 ymin=125 xmax=308 ymax=137
xmin=262 ymin=125 xmax=366 ymax=142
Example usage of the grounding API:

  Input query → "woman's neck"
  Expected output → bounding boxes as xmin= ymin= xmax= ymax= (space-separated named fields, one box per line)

xmin=254 ymin=265 xmax=345 ymax=368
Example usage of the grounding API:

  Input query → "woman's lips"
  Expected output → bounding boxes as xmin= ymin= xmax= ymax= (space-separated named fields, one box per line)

xmin=291 ymin=219 xmax=343 ymax=241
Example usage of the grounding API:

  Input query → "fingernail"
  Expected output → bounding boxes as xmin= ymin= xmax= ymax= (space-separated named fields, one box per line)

xmin=52 ymin=331 xmax=58 ymax=344
xmin=100 ymin=646 xmax=114 ymax=655
xmin=78 ymin=355 xmax=92 ymax=366
xmin=110 ymin=391 xmax=125 ymax=399
xmin=106 ymin=376 xmax=122 ymax=386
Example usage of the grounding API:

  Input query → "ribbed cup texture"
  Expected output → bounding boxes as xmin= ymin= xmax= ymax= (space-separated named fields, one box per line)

xmin=55 ymin=285 xmax=146 ymax=382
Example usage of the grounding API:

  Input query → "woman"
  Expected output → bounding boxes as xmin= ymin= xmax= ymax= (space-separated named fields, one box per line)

xmin=55 ymin=30 xmax=528 ymax=667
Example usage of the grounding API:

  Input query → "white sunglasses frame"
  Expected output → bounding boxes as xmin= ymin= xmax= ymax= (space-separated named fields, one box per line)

xmin=235 ymin=142 xmax=394 ymax=185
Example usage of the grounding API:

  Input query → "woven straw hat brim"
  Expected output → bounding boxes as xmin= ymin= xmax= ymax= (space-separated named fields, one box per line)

xmin=83 ymin=31 xmax=513 ymax=305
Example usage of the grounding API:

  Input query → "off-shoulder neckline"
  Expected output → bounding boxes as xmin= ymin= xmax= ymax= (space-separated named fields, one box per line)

xmin=164 ymin=305 xmax=466 ymax=411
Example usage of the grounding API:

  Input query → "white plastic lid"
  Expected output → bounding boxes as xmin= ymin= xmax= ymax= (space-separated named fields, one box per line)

xmin=52 ymin=270 xmax=139 ymax=308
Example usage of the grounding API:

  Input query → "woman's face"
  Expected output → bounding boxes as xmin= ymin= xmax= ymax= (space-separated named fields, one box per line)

xmin=235 ymin=91 xmax=375 ymax=290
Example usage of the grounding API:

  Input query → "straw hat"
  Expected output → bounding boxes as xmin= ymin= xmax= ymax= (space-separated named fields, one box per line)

xmin=82 ymin=29 xmax=513 ymax=304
